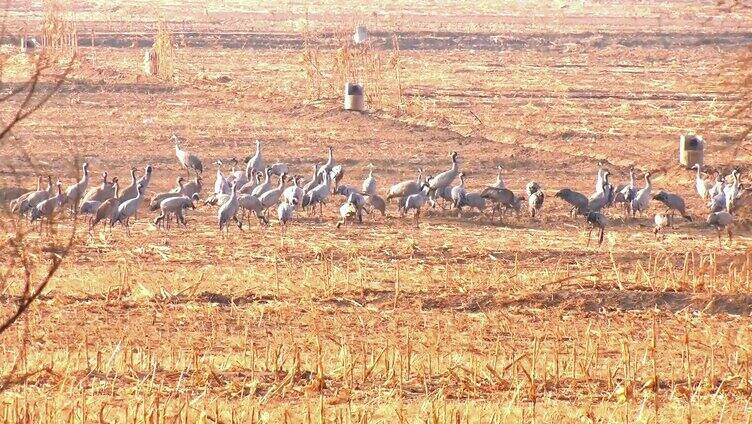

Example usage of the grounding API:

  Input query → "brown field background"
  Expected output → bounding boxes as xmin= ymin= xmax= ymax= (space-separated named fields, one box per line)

xmin=1 ymin=1 xmax=752 ymax=422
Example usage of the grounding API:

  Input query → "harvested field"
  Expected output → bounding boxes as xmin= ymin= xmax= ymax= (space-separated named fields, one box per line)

xmin=1 ymin=1 xmax=752 ymax=422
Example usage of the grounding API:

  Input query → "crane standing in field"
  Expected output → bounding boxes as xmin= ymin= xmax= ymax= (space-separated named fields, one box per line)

xmin=174 ymin=135 xmax=203 ymax=176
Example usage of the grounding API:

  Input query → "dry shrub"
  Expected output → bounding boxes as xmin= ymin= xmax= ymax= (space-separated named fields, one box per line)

xmin=300 ymin=21 xmax=403 ymax=111
xmin=150 ymin=17 xmax=175 ymax=80
xmin=41 ymin=0 xmax=77 ymax=59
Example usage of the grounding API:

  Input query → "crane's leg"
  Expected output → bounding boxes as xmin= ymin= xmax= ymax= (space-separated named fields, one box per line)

xmin=587 ymin=227 xmax=593 ymax=247
xmin=598 ymin=228 xmax=604 ymax=246
xmin=414 ymin=208 xmax=421 ymax=228
xmin=728 ymin=227 xmax=733 ymax=246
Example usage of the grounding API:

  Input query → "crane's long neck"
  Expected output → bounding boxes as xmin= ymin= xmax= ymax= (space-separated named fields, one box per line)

xmin=131 ymin=170 xmax=137 ymax=183
xmin=695 ymin=166 xmax=702 ymax=180
xmin=36 ymin=176 xmax=42 ymax=191
xmin=629 ymin=170 xmax=635 ymax=186
xmin=113 ymin=183 xmax=119 ymax=198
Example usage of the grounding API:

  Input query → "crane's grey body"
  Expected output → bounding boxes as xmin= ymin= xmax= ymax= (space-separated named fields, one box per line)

xmin=585 ymin=211 xmax=607 ymax=247
xmin=692 ymin=164 xmax=709 ymax=200
xmin=428 ymin=152 xmax=459 ymax=204
xmin=64 ymin=162 xmax=90 ymax=212
xmin=154 ymin=194 xmax=198 ymax=229
xmin=258 ymin=174 xmax=287 ymax=212
xmin=278 ymin=198 xmax=296 ymax=225
xmin=652 ymin=190 xmax=691 ymax=221
xmin=336 ymin=193 xmax=359 ymax=228
xmin=113 ymin=183 xmax=145 ymax=235
xmin=245 ymin=140 xmax=264 ymax=178
xmin=181 ymin=175 xmax=203 ymax=199
xmin=251 ymin=167 xmax=273 ymax=197
xmin=213 ymin=161 xmax=230 ymax=195
xmin=218 ymin=183 xmax=241 ymax=232
xmin=175 ymin=138 xmax=203 ymax=175
xmin=554 ymin=188 xmax=588 ymax=217
xmin=707 ymin=211 xmax=734 ymax=245
xmin=481 ymin=187 xmax=522 ymax=220
xmin=629 ymin=172 xmax=652 ymax=217
xmin=362 ymin=165 xmax=376 ymax=195
xmin=282 ymin=176 xmax=304 ymax=206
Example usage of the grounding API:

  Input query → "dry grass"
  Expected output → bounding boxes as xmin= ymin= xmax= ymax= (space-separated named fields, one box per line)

xmin=1 ymin=1 xmax=752 ymax=422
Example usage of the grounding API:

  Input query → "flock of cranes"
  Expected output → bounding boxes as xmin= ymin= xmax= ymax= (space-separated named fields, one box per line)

xmin=6 ymin=136 xmax=746 ymax=246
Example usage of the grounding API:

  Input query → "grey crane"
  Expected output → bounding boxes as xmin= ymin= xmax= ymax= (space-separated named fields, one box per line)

xmin=553 ymin=188 xmax=588 ymax=217
xmin=461 ymin=192 xmax=486 ymax=215
xmin=181 ymin=175 xmax=203 ymax=199
xmin=708 ymin=171 xmax=724 ymax=199
xmin=112 ymin=183 xmax=145 ymax=235
xmin=258 ymin=173 xmax=287 ymax=214
xmin=336 ymin=193 xmax=359 ymax=228
xmin=282 ymin=175 xmax=304 ymax=206
xmin=278 ymin=198 xmax=296 ymax=226
xmin=528 ymin=189 xmax=545 ymax=219
xmin=149 ymin=177 xmax=185 ymax=211
xmin=9 ymin=175 xmax=42 ymax=214
xmin=585 ymin=211 xmax=607 ymax=247
xmin=489 ymin=165 xmax=505 ymax=190
xmin=402 ymin=181 xmax=431 ymax=227
xmin=480 ymin=187 xmax=522 ymax=222
xmin=30 ymin=179 xmax=64 ymax=229
xmin=251 ymin=167 xmax=273 ymax=197
xmin=612 ymin=166 xmax=636 ymax=212
xmin=594 ymin=162 xmax=607 ymax=193
xmin=450 ymin=172 xmax=467 ymax=215
xmin=334 ymin=185 xmax=366 ymax=223
xmin=82 ymin=171 xmax=116 ymax=204
xmin=724 ymin=170 xmax=742 ymax=212
xmin=153 ymin=194 xmax=198 ymax=230
xmin=13 ymin=175 xmax=52 ymax=215
xmin=63 ymin=162 xmax=90 ymax=212
xmin=386 ymin=168 xmax=423 ymax=205
xmin=652 ymin=191 xmax=692 ymax=222
xmin=317 ymin=146 xmax=336 ymax=178
xmin=653 ymin=213 xmax=673 ymax=239
xmin=428 ymin=151 xmax=460 ymax=205
xmin=213 ymin=160 xmax=230 ymax=195
xmin=707 ymin=211 xmax=734 ymax=246
xmin=269 ymin=162 xmax=289 ymax=177
xmin=301 ymin=172 xmax=332 ymax=217
xmin=329 ymin=164 xmax=345 ymax=188
xmin=588 ymin=172 xmax=613 ymax=212
xmin=301 ymin=163 xmax=321 ymax=195
xmin=90 ymin=179 xmax=120 ymax=231
xmin=691 ymin=164 xmax=710 ymax=200
xmin=708 ymin=182 xmax=727 ymax=213
xmin=118 ymin=168 xmax=139 ymax=203
xmin=218 ymin=182 xmax=241 ymax=232
xmin=362 ymin=163 xmax=377 ymax=195
xmin=365 ymin=194 xmax=386 ymax=216
xmin=245 ymin=140 xmax=264 ymax=178
xmin=136 ymin=164 xmax=154 ymax=191
xmin=174 ymin=135 xmax=203 ymax=175
xmin=239 ymin=171 xmax=262 ymax=195
xmin=629 ymin=171 xmax=652 ymax=217
xmin=238 ymin=193 xmax=269 ymax=226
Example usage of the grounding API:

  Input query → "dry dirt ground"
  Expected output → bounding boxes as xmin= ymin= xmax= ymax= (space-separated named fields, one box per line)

xmin=1 ymin=1 xmax=752 ymax=422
